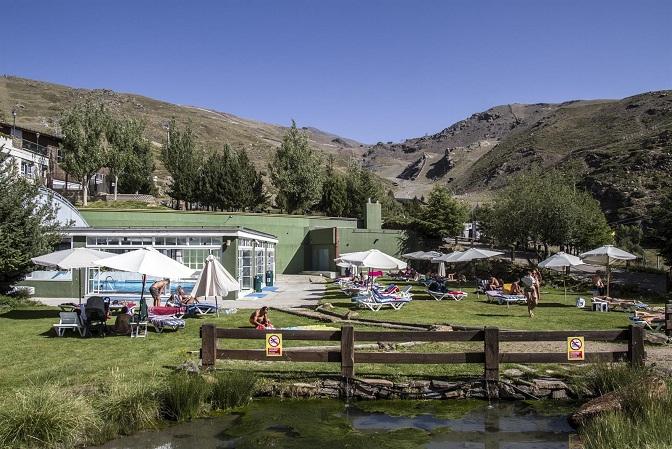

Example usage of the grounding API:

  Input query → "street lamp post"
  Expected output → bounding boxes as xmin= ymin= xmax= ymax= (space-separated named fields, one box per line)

xmin=11 ymin=108 xmax=17 ymax=135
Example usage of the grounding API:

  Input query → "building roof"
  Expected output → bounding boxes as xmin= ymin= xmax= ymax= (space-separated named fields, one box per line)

xmin=66 ymin=226 xmax=278 ymax=243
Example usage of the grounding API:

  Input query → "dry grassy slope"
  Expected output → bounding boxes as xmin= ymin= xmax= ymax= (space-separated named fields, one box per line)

xmin=0 ymin=76 xmax=366 ymax=183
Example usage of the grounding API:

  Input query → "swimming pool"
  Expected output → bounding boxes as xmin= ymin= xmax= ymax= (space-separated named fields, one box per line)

xmin=96 ymin=278 xmax=196 ymax=294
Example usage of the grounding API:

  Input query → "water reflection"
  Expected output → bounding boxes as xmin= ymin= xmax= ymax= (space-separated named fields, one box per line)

xmin=92 ymin=400 xmax=574 ymax=449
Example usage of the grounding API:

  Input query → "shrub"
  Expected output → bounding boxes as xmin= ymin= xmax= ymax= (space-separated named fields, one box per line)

xmin=160 ymin=373 xmax=210 ymax=421
xmin=96 ymin=375 xmax=161 ymax=439
xmin=581 ymin=363 xmax=656 ymax=396
xmin=210 ymin=371 xmax=257 ymax=410
xmin=0 ymin=384 xmax=100 ymax=449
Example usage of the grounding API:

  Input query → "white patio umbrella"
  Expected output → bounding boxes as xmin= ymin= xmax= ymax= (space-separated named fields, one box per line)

xmin=538 ymin=252 xmax=585 ymax=301
xmin=338 ymin=249 xmax=407 ymax=270
xmin=580 ymin=245 xmax=637 ymax=297
xmin=431 ymin=251 xmax=464 ymax=263
xmin=191 ymin=255 xmax=240 ymax=316
xmin=94 ymin=248 xmax=196 ymax=308
xmin=450 ymin=248 xmax=504 ymax=262
xmin=402 ymin=251 xmax=427 ymax=260
xmin=32 ymin=248 xmax=116 ymax=304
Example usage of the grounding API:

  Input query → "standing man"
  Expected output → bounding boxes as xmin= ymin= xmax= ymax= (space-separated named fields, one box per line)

xmin=149 ymin=278 xmax=170 ymax=307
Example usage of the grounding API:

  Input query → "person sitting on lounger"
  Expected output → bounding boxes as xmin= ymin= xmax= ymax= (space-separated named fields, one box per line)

xmin=112 ymin=306 xmax=131 ymax=335
xmin=487 ymin=276 xmax=501 ymax=291
xmin=175 ymin=286 xmax=198 ymax=305
xmin=250 ymin=306 xmax=274 ymax=330
xmin=509 ymin=281 xmax=522 ymax=295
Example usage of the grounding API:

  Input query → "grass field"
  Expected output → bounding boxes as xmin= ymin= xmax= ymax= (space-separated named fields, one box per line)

xmin=319 ymin=280 xmax=662 ymax=331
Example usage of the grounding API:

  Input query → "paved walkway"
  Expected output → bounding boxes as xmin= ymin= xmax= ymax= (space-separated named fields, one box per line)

xmin=33 ymin=274 xmax=326 ymax=311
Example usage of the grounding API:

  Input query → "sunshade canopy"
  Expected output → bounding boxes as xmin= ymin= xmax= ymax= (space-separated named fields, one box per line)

xmin=94 ymin=248 xmax=195 ymax=279
xmin=337 ymin=249 xmax=407 ymax=270
xmin=538 ymin=252 xmax=585 ymax=270
xmin=432 ymin=251 xmax=464 ymax=263
xmin=31 ymin=247 xmax=115 ymax=269
xmin=450 ymin=248 xmax=504 ymax=262
xmin=191 ymin=255 xmax=240 ymax=298
xmin=579 ymin=245 xmax=637 ymax=266
xmin=402 ymin=251 xmax=443 ymax=261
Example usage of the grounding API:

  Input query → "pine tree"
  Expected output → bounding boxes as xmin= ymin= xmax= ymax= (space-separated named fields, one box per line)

xmin=0 ymin=155 xmax=61 ymax=293
xmin=269 ymin=121 xmax=323 ymax=214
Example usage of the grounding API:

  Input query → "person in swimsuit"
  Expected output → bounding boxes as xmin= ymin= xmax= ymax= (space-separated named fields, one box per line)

xmin=149 ymin=278 xmax=170 ymax=307
xmin=249 ymin=306 xmax=273 ymax=330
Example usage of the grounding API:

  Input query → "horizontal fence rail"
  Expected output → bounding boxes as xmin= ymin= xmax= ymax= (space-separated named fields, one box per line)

xmin=200 ymin=324 xmax=645 ymax=380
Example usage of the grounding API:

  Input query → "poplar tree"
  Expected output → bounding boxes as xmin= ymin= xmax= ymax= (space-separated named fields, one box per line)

xmin=59 ymin=100 xmax=110 ymax=206
xmin=319 ymin=155 xmax=347 ymax=217
xmin=106 ymin=117 xmax=154 ymax=199
xmin=161 ymin=120 xmax=198 ymax=209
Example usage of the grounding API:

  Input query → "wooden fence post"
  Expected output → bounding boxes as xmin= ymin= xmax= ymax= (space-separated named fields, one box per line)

xmin=341 ymin=325 xmax=355 ymax=378
xmin=665 ymin=304 xmax=672 ymax=337
xmin=628 ymin=325 xmax=645 ymax=368
xmin=201 ymin=324 xmax=217 ymax=368
xmin=484 ymin=327 xmax=500 ymax=381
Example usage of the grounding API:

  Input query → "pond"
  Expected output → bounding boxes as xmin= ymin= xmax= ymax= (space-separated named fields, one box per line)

xmin=93 ymin=399 xmax=577 ymax=449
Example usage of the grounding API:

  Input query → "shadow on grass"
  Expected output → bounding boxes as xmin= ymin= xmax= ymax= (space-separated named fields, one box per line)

xmin=0 ymin=309 xmax=60 ymax=320
xmin=536 ymin=302 xmax=574 ymax=308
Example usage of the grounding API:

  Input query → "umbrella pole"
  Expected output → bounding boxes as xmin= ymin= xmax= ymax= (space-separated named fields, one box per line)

xmin=606 ymin=264 xmax=611 ymax=298
xmin=79 ymin=267 xmax=83 ymax=305
xmin=140 ymin=274 xmax=147 ymax=308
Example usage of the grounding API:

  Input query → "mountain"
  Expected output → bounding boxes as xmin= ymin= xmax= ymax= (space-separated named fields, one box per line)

xmin=2 ymin=75 xmax=670 ymax=222
xmin=0 ymin=76 xmax=365 ymax=187
xmin=364 ymin=92 xmax=672 ymax=221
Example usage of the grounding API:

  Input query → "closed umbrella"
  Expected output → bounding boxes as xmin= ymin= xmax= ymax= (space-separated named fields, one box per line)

xmin=191 ymin=255 xmax=240 ymax=316
xmin=94 ymin=248 xmax=196 ymax=310
xmin=32 ymin=248 xmax=116 ymax=304
xmin=580 ymin=245 xmax=637 ymax=297
xmin=538 ymin=252 xmax=585 ymax=301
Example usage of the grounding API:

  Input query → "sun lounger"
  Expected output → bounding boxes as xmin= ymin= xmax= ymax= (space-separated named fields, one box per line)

xmin=591 ymin=296 xmax=648 ymax=313
xmin=354 ymin=289 xmax=412 ymax=311
xmin=149 ymin=315 xmax=186 ymax=333
xmin=53 ymin=311 xmax=84 ymax=337
xmin=427 ymin=290 xmax=468 ymax=301
xmin=185 ymin=303 xmax=220 ymax=315
xmin=485 ymin=290 xmax=526 ymax=305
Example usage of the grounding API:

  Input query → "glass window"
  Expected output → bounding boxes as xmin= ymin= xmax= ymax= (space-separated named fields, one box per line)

xmin=255 ymin=248 xmax=264 ymax=278
xmin=177 ymin=237 xmax=187 ymax=246
xmin=238 ymin=249 xmax=253 ymax=289
xmin=267 ymin=251 xmax=275 ymax=272
xmin=165 ymin=237 xmax=177 ymax=246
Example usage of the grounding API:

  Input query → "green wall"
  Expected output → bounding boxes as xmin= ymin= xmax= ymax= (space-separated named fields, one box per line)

xmin=339 ymin=228 xmax=406 ymax=260
xmin=80 ymin=209 xmax=360 ymax=274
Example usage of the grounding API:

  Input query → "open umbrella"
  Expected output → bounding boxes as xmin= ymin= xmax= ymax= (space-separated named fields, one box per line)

xmin=191 ymin=255 xmax=240 ymax=316
xmin=538 ymin=252 xmax=585 ymax=301
xmin=580 ymin=245 xmax=637 ymax=297
xmin=450 ymin=248 xmax=504 ymax=262
xmin=32 ymin=248 xmax=115 ymax=304
xmin=94 ymin=248 xmax=196 ymax=310
xmin=338 ymin=249 xmax=407 ymax=270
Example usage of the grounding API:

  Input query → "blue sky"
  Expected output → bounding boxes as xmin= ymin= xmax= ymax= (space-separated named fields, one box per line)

xmin=2 ymin=0 xmax=671 ymax=143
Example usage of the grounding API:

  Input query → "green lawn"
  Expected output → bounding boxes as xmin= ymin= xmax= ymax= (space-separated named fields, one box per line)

xmin=320 ymin=280 xmax=663 ymax=331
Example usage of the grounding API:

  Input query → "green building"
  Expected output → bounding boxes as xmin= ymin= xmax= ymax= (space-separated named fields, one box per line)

xmin=23 ymin=200 xmax=405 ymax=299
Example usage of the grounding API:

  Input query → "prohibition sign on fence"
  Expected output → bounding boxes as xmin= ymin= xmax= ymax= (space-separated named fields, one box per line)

xmin=266 ymin=333 xmax=283 ymax=357
xmin=567 ymin=336 xmax=585 ymax=361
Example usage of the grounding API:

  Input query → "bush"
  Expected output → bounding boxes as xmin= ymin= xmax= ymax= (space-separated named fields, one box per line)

xmin=210 ymin=371 xmax=257 ymax=410
xmin=580 ymin=379 xmax=672 ymax=449
xmin=0 ymin=384 xmax=100 ymax=449
xmin=581 ymin=363 xmax=656 ymax=396
xmin=160 ymin=373 xmax=210 ymax=421
xmin=0 ymin=293 xmax=38 ymax=309
xmin=96 ymin=374 xmax=161 ymax=439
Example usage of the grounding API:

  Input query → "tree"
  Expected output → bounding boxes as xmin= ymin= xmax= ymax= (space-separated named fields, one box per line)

xmin=343 ymin=160 xmax=386 ymax=217
xmin=319 ymin=155 xmax=348 ymax=217
xmin=483 ymin=170 xmax=612 ymax=254
xmin=0 ymin=155 xmax=61 ymax=293
xmin=161 ymin=120 xmax=199 ymax=209
xmin=414 ymin=185 xmax=468 ymax=239
xmin=654 ymin=192 xmax=672 ymax=268
xmin=59 ymin=100 xmax=110 ymax=206
xmin=237 ymin=149 xmax=268 ymax=211
xmin=269 ymin=121 xmax=323 ymax=214
xmin=106 ymin=117 xmax=154 ymax=199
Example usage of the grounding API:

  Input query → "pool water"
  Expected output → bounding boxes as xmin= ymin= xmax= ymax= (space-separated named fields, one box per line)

xmin=97 ymin=279 xmax=196 ymax=294
xmin=91 ymin=399 xmax=577 ymax=449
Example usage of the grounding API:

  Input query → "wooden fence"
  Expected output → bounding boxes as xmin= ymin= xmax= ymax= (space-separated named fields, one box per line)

xmin=200 ymin=324 xmax=645 ymax=380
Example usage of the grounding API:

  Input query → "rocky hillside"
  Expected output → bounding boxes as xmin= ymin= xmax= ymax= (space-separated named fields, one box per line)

xmin=0 ymin=76 xmax=365 ymax=185
xmin=364 ymin=92 xmax=672 ymax=221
